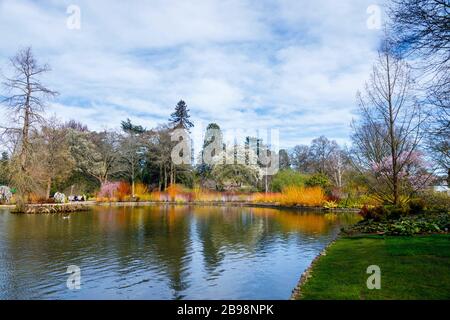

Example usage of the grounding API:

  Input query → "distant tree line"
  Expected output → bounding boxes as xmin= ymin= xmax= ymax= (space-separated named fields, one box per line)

xmin=1 ymin=0 xmax=448 ymax=208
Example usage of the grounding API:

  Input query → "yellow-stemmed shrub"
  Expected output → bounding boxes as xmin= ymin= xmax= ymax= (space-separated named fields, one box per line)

xmin=252 ymin=186 xmax=325 ymax=207
xmin=281 ymin=186 xmax=325 ymax=206
xmin=134 ymin=183 xmax=149 ymax=197
xmin=252 ymin=192 xmax=281 ymax=203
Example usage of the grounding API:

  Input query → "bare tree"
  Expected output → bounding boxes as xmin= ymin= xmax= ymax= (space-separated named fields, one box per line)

xmin=308 ymin=136 xmax=339 ymax=174
xmin=0 ymin=47 xmax=58 ymax=204
xmin=118 ymin=119 xmax=146 ymax=197
xmin=68 ymin=130 xmax=122 ymax=185
xmin=388 ymin=0 xmax=450 ymax=183
xmin=1 ymin=47 xmax=58 ymax=171
xmin=326 ymin=147 xmax=349 ymax=189
xmin=389 ymin=0 xmax=449 ymax=77
xmin=145 ymin=126 xmax=176 ymax=190
xmin=278 ymin=149 xmax=290 ymax=170
xmin=351 ymin=41 xmax=428 ymax=205
xmin=290 ymin=145 xmax=311 ymax=172
xmin=33 ymin=118 xmax=75 ymax=199
xmin=63 ymin=119 xmax=89 ymax=132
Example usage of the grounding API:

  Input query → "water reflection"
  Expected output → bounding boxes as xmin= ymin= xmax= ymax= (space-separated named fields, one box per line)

xmin=0 ymin=206 xmax=359 ymax=299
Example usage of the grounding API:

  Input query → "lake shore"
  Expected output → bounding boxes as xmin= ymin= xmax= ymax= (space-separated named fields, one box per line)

xmin=1 ymin=201 xmax=360 ymax=213
xmin=291 ymin=234 xmax=450 ymax=300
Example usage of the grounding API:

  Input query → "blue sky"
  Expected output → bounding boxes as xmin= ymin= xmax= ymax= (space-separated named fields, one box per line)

xmin=0 ymin=0 xmax=384 ymax=149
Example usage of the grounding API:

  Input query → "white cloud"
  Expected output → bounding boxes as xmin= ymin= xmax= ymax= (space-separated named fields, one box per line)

xmin=0 ymin=0 xmax=385 ymax=150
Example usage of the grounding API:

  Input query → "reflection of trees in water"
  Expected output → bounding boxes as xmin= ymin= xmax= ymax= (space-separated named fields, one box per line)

xmin=249 ymin=208 xmax=360 ymax=234
xmin=195 ymin=206 xmax=332 ymax=236
xmin=136 ymin=205 xmax=192 ymax=299
xmin=4 ymin=206 xmax=194 ymax=299
xmin=195 ymin=207 xmax=266 ymax=275
xmin=87 ymin=205 xmax=194 ymax=299
xmin=194 ymin=207 xmax=296 ymax=275
xmin=1 ymin=206 xmax=360 ymax=299
xmin=3 ymin=211 xmax=107 ymax=298
xmin=196 ymin=218 xmax=224 ymax=275
xmin=195 ymin=207 xmax=271 ymax=276
xmin=195 ymin=207 xmax=267 ymax=244
xmin=194 ymin=207 xmax=361 ymax=276
xmin=81 ymin=205 xmax=194 ymax=299
xmin=105 ymin=206 xmax=191 ymax=299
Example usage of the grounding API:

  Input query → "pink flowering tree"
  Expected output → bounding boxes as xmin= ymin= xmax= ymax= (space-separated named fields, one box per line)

xmin=371 ymin=151 xmax=433 ymax=201
xmin=98 ymin=182 xmax=120 ymax=199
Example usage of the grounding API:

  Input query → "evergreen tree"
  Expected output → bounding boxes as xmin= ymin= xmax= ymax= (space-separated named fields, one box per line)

xmin=0 ymin=152 xmax=10 ymax=185
xmin=169 ymin=100 xmax=194 ymax=131
xmin=121 ymin=118 xmax=145 ymax=134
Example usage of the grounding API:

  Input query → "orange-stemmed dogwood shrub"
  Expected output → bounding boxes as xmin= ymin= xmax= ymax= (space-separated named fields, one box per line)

xmin=116 ymin=182 xmax=131 ymax=201
xmin=166 ymin=184 xmax=184 ymax=201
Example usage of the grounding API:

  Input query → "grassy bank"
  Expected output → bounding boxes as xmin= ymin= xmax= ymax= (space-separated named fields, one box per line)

xmin=294 ymin=234 xmax=450 ymax=300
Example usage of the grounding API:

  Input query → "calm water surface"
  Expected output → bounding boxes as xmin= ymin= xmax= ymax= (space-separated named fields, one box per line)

xmin=0 ymin=205 xmax=359 ymax=299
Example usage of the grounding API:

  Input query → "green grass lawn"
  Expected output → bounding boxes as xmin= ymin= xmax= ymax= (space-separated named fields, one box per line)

xmin=296 ymin=234 xmax=450 ymax=300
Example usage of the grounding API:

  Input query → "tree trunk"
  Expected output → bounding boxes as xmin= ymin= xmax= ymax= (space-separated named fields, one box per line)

xmin=131 ymin=160 xmax=135 ymax=197
xmin=447 ymin=168 xmax=450 ymax=189
xmin=386 ymin=53 xmax=399 ymax=206
xmin=336 ymin=165 xmax=342 ymax=188
xmin=164 ymin=166 xmax=168 ymax=190
xmin=46 ymin=177 xmax=52 ymax=199
xmin=159 ymin=164 xmax=163 ymax=191
xmin=20 ymin=78 xmax=31 ymax=173
xmin=265 ymin=167 xmax=268 ymax=193
xmin=20 ymin=107 xmax=30 ymax=172
xmin=170 ymin=162 xmax=174 ymax=185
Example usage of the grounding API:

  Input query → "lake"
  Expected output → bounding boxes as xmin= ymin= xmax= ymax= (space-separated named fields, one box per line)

xmin=0 ymin=205 xmax=359 ymax=299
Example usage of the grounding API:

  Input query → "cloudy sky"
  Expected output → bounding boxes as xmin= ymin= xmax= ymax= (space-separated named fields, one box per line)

xmin=0 ymin=0 xmax=385 ymax=150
